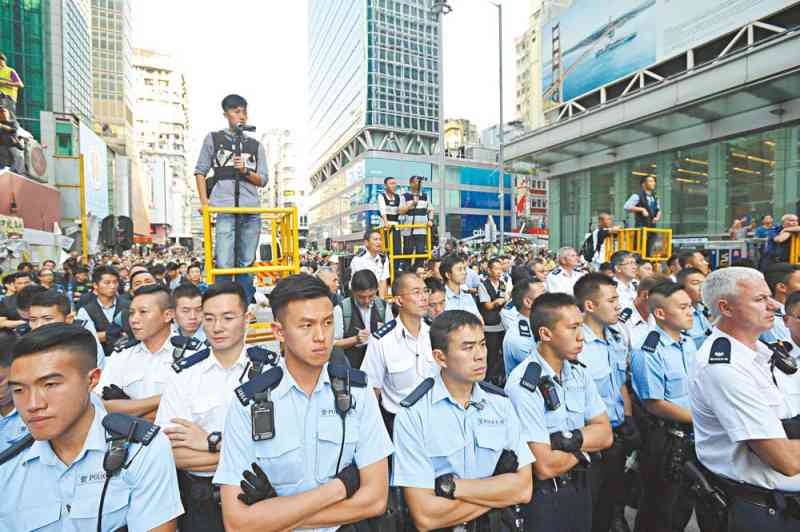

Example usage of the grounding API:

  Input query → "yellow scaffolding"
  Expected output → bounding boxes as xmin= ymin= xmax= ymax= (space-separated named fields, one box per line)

xmin=381 ymin=223 xmax=433 ymax=283
xmin=604 ymin=227 xmax=673 ymax=263
xmin=790 ymin=233 xmax=800 ymax=264
xmin=202 ymin=206 xmax=301 ymax=345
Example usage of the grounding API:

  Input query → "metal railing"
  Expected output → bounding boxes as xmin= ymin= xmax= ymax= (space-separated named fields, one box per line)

xmin=381 ymin=223 xmax=433 ymax=283
xmin=604 ymin=227 xmax=673 ymax=263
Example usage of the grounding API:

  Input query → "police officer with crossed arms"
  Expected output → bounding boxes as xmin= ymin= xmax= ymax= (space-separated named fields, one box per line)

xmin=212 ymin=274 xmax=393 ymax=531
xmin=392 ymin=309 xmax=533 ymax=531
xmin=689 ymin=267 xmax=800 ymax=531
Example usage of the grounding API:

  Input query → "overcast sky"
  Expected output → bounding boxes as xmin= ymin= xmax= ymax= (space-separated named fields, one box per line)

xmin=132 ymin=0 xmax=531 ymax=171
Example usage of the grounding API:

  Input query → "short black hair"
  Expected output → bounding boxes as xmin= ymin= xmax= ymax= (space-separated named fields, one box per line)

xmin=383 ymin=176 xmax=396 ymax=185
xmin=391 ymin=271 xmax=418 ymax=296
xmin=129 ymin=269 xmax=154 ymax=287
xmin=425 ymin=277 xmax=445 ymax=295
xmin=73 ymin=266 xmax=88 ymax=275
xmin=350 ymin=269 xmax=378 ymax=292
xmin=172 ymin=283 xmax=202 ymax=306
xmin=429 ymin=310 xmax=483 ymax=354
xmin=678 ymin=250 xmax=703 ymax=269
xmin=510 ymin=265 xmax=532 ymax=286
xmin=640 ymin=175 xmax=655 ymax=185
xmin=440 ymin=254 xmax=465 ymax=283
xmin=530 ymin=293 xmax=578 ymax=342
xmin=667 ymin=254 xmax=680 ymax=268
xmin=0 ymin=331 xmax=16 ymax=368
xmin=149 ymin=263 xmax=166 ymax=276
xmin=599 ymin=262 xmax=613 ymax=274
xmin=2 ymin=273 xmax=15 ymax=286
xmin=132 ymin=284 xmax=173 ymax=309
xmin=30 ymin=289 xmax=71 ymax=317
xmin=573 ymin=273 xmax=617 ymax=312
xmin=731 ymin=258 xmax=756 ymax=269
xmin=14 ymin=271 xmax=33 ymax=281
xmin=92 ymin=265 xmax=119 ymax=285
xmin=676 ymin=267 xmax=704 ymax=287
xmin=16 ymin=285 xmax=48 ymax=312
xmin=222 ymin=94 xmax=247 ymax=111
xmin=268 ymin=274 xmax=332 ymax=322
xmin=166 ymin=262 xmax=178 ymax=272
xmin=12 ymin=323 xmax=97 ymax=372
xmin=202 ymin=281 xmax=247 ymax=312
xmin=511 ymin=277 xmax=541 ymax=311
xmin=187 ymin=264 xmax=202 ymax=274
xmin=785 ymin=290 xmax=800 ymax=316
xmin=610 ymin=251 xmax=632 ymax=270
xmin=362 ymin=227 xmax=381 ymax=242
xmin=764 ymin=263 xmax=799 ymax=296
xmin=17 ymin=262 xmax=32 ymax=271
xmin=647 ymin=281 xmax=686 ymax=314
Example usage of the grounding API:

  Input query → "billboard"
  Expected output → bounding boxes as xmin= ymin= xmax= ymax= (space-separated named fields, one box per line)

xmin=542 ymin=0 xmax=793 ymax=103
xmin=78 ymin=123 xmax=110 ymax=219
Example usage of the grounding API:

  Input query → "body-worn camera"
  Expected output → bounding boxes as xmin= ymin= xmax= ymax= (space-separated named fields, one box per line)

xmin=539 ymin=376 xmax=561 ymax=411
xmin=251 ymin=390 xmax=275 ymax=441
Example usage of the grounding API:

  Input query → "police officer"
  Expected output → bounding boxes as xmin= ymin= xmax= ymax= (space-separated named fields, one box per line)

xmin=618 ymin=274 xmax=667 ymax=352
xmin=610 ymin=251 xmax=638 ymax=311
xmin=544 ymin=247 xmax=586 ymax=296
xmin=76 ymin=265 xmax=129 ymax=356
xmin=156 ymin=282 xmax=263 ymax=531
xmin=425 ymin=277 xmax=447 ymax=322
xmin=362 ymin=271 xmax=437 ymax=434
xmin=441 ymin=253 xmax=481 ymax=317
xmin=171 ymin=282 xmax=206 ymax=342
xmin=28 ymin=289 xmax=105 ymax=369
xmin=676 ymin=267 xmax=712 ymax=349
xmin=503 ymin=278 xmax=545 ymax=377
xmin=629 ymin=281 xmax=708 ymax=532
xmin=763 ymin=263 xmax=800 ymax=342
xmin=0 ymin=331 xmax=27 ymax=452
xmin=0 ymin=323 xmax=183 ymax=530
xmin=393 ymin=310 xmax=534 ymax=531
xmin=479 ymin=257 xmax=510 ymax=382
xmin=574 ymin=273 xmax=640 ymax=532
xmin=212 ymin=274 xmax=393 ymax=531
xmin=689 ymin=267 xmax=800 ymax=531
xmin=95 ymin=285 xmax=191 ymax=419
xmin=506 ymin=293 xmax=613 ymax=532
xmin=350 ymin=228 xmax=391 ymax=299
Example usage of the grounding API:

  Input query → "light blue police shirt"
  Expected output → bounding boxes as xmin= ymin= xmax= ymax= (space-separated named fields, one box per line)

xmin=630 ymin=326 xmax=695 ymax=410
xmin=444 ymin=285 xmax=481 ymax=318
xmin=578 ymin=325 xmax=628 ymax=428
xmin=171 ymin=321 xmax=207 ymax=343
xmin=0 ymin=398 xmax=183 ymax=531
xmin=506 ymin=350 xmax=607 ymax=444
xmin=0 ymin=408 xmax=28 ymax=453
xmin=503 ymin=317 xmax=535 ymax=377
xmin=392 ymin=373 xmax=534 ymax=489
xmin=213 ymin=360 xmax=393 ymax=532
xmin=686 ymin=304 xmax=712 ymax=350
xmin=500 ymin=304 xmax=520 ymax=332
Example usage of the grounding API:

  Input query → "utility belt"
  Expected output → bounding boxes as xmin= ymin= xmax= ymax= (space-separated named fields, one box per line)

xmin=436 ymin=506 xmax=524 ymax=532
xmin=534 ymin=467 xmax=590 ymax=495
xmin=649 ymin=417 xmax=694 ymax=441
xmin=177 ymin=470 xmax=220 ymax=506
xmin=642 ymin=418 xmax=694 ymax=483
xmin=339 ymin=488 xmax=407 ymax=532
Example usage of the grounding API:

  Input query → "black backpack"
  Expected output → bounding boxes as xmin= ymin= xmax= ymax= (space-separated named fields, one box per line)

xmin=581 ymin=232 xmax=596 ymax=262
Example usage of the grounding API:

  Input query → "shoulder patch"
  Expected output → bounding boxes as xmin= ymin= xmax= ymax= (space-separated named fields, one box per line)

xmin=372 ymin=319 xmax=397 ymax=340
xmin=235 ymin=366 xmax=284 ymax=406
xmin=708 ymin=337 xmax=731 ymax=365
xmin=642 ymin=331 xmax=660 ymax=353
xmin=619 ymin=308 xmax=633 ymax=323
xmin=247 ymin=346 xmax=279 ymax=367
xmin=102 ymin=413 xmax=159 ymax=445
xmin=328 ymin=363 xmax=368 ymax=388
xmin=0 ymin=434 xmax=34 ymax=465
xmin=518 ymin=320 xmax=532 ymax=338
xmin=171 ymin=348 xmax=211 ymax=373
xmin=551 ymin=267 xmax=562 ymax=275
xmin=74 ymin=318 xmax=87 ymax=328
xmin=520 ymin=362 xmax=542 ymax=393
xmin=505 ymin=301 xmax=514 ymax=310
xmin=478 ymin=381 xmax=507 ymax=397
xmin=356 ymin=249 xmax=367 ymax=257
xmin=702 ymin=305 xmax=711 ymax=319
xmin=113 ymin=337 xmax=140 ymax=353
xmin=400 ymin=377 xmax=434 ymax=408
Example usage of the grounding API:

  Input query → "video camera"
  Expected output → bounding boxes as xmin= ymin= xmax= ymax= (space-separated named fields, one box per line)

xmin=233 ymin=123 xmax=257 ymax=134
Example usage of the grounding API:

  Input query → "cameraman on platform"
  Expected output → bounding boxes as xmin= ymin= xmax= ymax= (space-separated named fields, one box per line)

xmin=194 ymin=94 xmax=267 ymax=304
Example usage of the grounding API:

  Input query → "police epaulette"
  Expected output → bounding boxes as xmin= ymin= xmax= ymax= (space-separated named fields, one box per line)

xmin=113 ymin=338 xmax=140 ymax=353
xmin=0 ymin=433 xmax=33 ymax=465
xmin=373 ymin=319 xmax=397 ymax=340
xmin=708 ymin=337 xmax=731 ymax=365
xmin=642 ymin=331 xmax=660 ymax=353
xmin=608 ymin=326 xmax=621 ymax=340
xmin=172 ymin=348 xmax=211 ymax=373
xmin=247 ymin=346 xmax=279 ymax=367
xmin=400 ymin=377 xmax=434 ymax=407
xmin=551 ymin=267 xmax=562 ymax=275
xmin=424 ymin=316 xmax=433 ymax=326
xmin=619 ymin=308 xmax=633 ymax=324
xmin=478 ymin=381 xmax=507 ymax=397
xmin=520 ymin=362 xmax=542 ymax=393
xmin=328 ymin=363 xmax=368 ymax=388
xmin=74 ymin=318 xmax=87 ymax=328
xmin=356 ymin=249 xmax=367 ymax=257
xmin=235 ymin=366 xmax=284 ymax=406
xmin=102 ymin=413 xmax=159 ymax=445
xmin=702 ymin=305 xmax=711 ymax=319
xmin=505 ymin=301 xmax=514 ymax=310
xmin=518 ymin=320 xmax=532 ymax=338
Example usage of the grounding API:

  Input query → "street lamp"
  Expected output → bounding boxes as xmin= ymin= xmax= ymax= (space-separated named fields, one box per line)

xmin=432 ymin=0 xmax=451 ymax=252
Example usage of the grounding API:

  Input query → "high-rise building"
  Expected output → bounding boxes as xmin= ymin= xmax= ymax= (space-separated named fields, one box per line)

xmin=132 ymin=48 xmax=192 ymax=245
xmin=91 ymin=0 xmax=133 ymax=155
xmin=261 ymin=128 xmax=306 ymax=211
xmin=307 ymin=0 xmax=512 ymax=247
xmin=48 ymin=0 xmax=93 ymax=124
xmin=514 ymin=0 xmax=546 ymax=131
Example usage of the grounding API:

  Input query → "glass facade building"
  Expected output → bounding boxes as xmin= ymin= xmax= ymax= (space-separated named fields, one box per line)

xmin=56 ymin=0 xmax=93 ymax=123
xmin=549 ymin=125 xmax=800 ymax=248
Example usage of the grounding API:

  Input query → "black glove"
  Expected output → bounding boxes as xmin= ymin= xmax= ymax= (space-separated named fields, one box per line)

xmin=238 ymin=462 xmax=277 ymax=505
xmin=782 ymin=415 xmax=800 ymax=439
xmin=101 ymin=384 xmax=130 ymax=401
xmin=336 ymin=463 xmax=360 ymax=499
xmin=493 ymin=449 xmax=519 ymax=476
xmin=620 ymin=415 xmax=643 ymax=450
xmin=550 ymin=430 xmax=583 ymax=452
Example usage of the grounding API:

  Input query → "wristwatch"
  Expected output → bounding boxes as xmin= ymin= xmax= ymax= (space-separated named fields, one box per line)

xmin=435 ymin=473 xmax=457 ymax=499
xmin=207 ymin=431 xmax=222 ymax=453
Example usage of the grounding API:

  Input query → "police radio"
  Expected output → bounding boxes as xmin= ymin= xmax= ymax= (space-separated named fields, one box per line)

xmin=764 ymin=340 xmax=798 ymax=382
xmin=328 ymin=364 xmax=356 ymax=474
xmin=170 ymin=335 xmax=202 ymax=362
xmin=539 ymin=377 xmax=561 ymax=411
xmin=251 ymin=390 xmax=275 ymax=441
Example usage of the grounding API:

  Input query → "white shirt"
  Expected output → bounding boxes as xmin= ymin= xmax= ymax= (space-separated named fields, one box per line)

xmin=361 ymin=318 xmax=437 ymax=414
xmin=349 ymin=250 xmax=390 ymax=285
xmin=332 ymin=300 xmax=392 ymax=341
xmin=689 ymin=328 xmax=800 ymax=491
xmin=614 ymin=277 xmax=638 ymax=311
xmin=544 ymin=267 xmax=585 ymax=296
xmin=620 ymin=305 xmax=655 ymax=352
xmin=95 ymin=335 xmax=183 ymax=399
xmin=155 ymin=346 xmax=250 ymax=476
